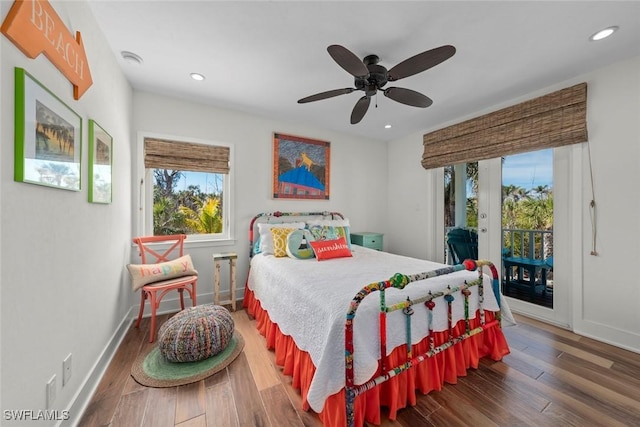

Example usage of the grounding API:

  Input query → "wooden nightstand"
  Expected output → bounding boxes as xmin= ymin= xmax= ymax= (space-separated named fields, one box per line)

xmin=350 ymin=232 xmax=384 ymax=251
xmin=212 ymin=252 xmax=237 ymax=311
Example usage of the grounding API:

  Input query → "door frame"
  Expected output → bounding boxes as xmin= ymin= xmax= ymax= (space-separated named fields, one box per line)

xmin=476 ymin=147 xmax=578 ymax=329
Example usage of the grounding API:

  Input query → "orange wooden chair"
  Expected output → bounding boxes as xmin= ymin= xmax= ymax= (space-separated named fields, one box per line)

xmin=132 ymin=234 xmax=198 ymax=342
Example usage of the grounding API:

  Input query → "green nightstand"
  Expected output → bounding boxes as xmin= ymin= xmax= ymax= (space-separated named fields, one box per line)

xmin=350 ymin=232 xmax=384 ymax=251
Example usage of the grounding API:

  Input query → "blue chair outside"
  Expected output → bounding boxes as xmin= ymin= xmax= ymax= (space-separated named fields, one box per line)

xmin=446 ymin=228 xmax=478 ymax=265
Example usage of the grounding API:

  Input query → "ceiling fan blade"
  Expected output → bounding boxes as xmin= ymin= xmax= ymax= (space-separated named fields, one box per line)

xmin=384 ymin=87 xmax=433 ymax=108
xmin=298 ymin=88 xmax=354 ymax=103
xmin=351 ymin=96 xmax=370 ymax=124
xmin=387 ymin=45 xmax=456 ymax=81
xmin=327 ymin=45 xmax=369 ymax=77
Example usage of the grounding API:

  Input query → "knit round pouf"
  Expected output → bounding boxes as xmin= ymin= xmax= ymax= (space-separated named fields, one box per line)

xmin=158 ymin=304 xmax=235 ymax=363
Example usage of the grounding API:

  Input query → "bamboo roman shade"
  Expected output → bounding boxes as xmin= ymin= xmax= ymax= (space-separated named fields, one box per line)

xmin=144 ymin=138 xmax=230 ymax=174
xmin=421 ymin=83 xmax=588 ymax=169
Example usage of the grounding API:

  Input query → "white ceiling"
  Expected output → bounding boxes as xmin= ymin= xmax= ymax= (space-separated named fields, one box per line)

xmin=86 ymin=1 xmax=640 ymax=142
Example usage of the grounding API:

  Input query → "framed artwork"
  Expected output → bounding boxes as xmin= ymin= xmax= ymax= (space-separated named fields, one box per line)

xmin=88 ymin=120 xmax=113 ymax=204
xmin=272 ymin=133 xmax=330 ymax=200
xmin=14 ymin=67 xmax=82 ymax=191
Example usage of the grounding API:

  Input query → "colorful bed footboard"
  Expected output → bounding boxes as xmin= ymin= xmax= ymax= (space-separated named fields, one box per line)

xmin=344 ymin=259 xmax=502 ymax=427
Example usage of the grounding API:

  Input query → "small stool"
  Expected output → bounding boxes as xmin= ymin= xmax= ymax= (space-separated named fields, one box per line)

xmin=212 ymin=252 xmax=237 ymax=311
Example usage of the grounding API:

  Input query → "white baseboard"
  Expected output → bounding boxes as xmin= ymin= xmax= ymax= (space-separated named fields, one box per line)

xmin=573 ymin=318 xmax=640 ymax=354
xmin=60 ymin=308 xmax=133 ymax=427
xmin=59 ymin=291 xmax=244 ymax=426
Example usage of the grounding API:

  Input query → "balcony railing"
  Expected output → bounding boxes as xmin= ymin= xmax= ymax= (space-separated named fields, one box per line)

xmin=502 ymin=228 xmax=553 ymax=261
xmin=501 ymin=228 xmax=553 ymax=306
xmin=444 ymin=227 xmax=553 ymax=265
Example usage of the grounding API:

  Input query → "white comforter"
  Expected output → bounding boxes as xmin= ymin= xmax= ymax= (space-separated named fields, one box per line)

xmin=247 ymin=246 xmax=513 ymax=412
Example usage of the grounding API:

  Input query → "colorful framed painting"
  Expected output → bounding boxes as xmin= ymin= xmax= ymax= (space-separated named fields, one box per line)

xmin=14 ymin=68 xmax=82 ymax=191
xmin=88 ymin=120 xmax=113 ymax=204
xmin=272 ymin=133 xmax=330 ymax=200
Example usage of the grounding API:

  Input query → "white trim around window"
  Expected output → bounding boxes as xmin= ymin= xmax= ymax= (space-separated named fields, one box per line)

xmin=135 ymin=131 xmax=235 ymax=245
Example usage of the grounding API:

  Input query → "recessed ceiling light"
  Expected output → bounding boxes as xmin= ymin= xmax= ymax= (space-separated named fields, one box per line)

xmin=384 ymin=124 xmax=392 ymax=129
xmin=121 ymin=51 xmax=143 ymax=65
xmin=589 ymin=26 xmax=619 ymax=41
xmin=190 ymin=73 xmax=205 ymax=81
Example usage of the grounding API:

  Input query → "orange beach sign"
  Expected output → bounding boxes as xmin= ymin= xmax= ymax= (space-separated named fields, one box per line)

xmin=1 ymin=0 xmax=92 ymax=99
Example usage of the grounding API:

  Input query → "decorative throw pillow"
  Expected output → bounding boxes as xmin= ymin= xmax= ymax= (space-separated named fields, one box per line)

xmin=307 ymin=218 xmax=351 ymax=248
xmin=253 ymin=240 xmax=261 ymax=256
xmin=309 ymin=237 xmax=353 ymax=261
xmin=257 ymin=222 xmax=306 ymax=255
xmin=127 ymin=254 xmax=198 ymax=291
xmin=308 ymin=225 xmax=352 ymax=248
xmin=270 ymin=227 xmax=296 ymax=257
xmin=306 ymin=218 xmax=350 ymax=228
xmin=286 ymin=229 xmax=316 ymax=259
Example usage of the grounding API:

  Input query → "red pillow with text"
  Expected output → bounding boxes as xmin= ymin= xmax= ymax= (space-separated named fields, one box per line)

xmin=309 ymin=237 xmax=353 ymax=261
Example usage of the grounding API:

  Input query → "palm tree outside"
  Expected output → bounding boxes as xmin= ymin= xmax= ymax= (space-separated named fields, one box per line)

xmin=153 ymin=169 xmax=224 ymax=236
xmin=444 ymin=149 xmax=554 ymax=306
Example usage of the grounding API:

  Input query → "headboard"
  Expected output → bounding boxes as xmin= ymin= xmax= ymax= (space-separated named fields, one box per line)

xmin=248 ymin=211 xmax=345 ymax=257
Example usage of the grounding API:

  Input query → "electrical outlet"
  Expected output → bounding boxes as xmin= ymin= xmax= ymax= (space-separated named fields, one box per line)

xmin=46 ymin=375 xmax=56 ymax=408
xmin=63 ymin=353 xmax=72 ymax=386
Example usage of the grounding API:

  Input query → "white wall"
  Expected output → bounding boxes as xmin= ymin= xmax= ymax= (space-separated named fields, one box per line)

xmin=387 ymin=55 xmax=640 ymax=353
xmin=576 ymin=56 xmax=640 ymax=351
xmin=0 ymin=1 xmax=388 ymax=420
xmin=132 ymin=91 xmax=389 ymax=309
xmin=0 ymin=1 xmax=133 ymax=425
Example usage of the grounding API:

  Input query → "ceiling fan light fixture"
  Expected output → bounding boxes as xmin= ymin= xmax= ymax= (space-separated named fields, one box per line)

xmin=384 ymin=124 xmax=392 ymax=129
xmin=190 ymin=73 xmax=205 ymax=81
xmin=299 ymin=44 xmax=455 ymax=124
xmin=589 ymin=26 xmax=619 ymax=41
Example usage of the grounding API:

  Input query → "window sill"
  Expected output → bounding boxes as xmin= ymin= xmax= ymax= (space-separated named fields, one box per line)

xmin=185 ymin=237 xmax=237 ymax=249
xmin=131 ymin=237 xmax=237 ymax=249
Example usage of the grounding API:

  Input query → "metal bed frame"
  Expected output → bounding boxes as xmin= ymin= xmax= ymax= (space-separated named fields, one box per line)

xmin=344 ymin=259 xmax=502 ymax=427
xmin=246 ymin=211 xmax=503 ymax=427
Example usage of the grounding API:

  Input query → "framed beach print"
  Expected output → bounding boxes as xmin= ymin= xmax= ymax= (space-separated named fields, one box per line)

xmin=88 ymin=120 xmax=113 ymax=204
xmin=14 ymin=68 xmax=82 ymax=191
xmin=272 ymin=133 xmax=330 ymax=200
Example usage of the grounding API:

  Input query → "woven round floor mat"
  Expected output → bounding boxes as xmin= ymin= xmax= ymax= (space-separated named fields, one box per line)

xmin=131 ymin=332 xmax=244 ymax=387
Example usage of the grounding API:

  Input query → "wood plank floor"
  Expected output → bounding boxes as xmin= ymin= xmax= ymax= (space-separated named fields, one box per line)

xmin=79 ymin=310 xmax=640 ymax=426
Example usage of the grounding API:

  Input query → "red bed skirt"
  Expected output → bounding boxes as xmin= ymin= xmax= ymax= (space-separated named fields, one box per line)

xmin=243 ymin=287 xmax=509 ymax=427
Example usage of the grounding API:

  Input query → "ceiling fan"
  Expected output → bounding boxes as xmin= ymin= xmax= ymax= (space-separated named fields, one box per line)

xmin=297 ymin=44 xmax=456 ymax=124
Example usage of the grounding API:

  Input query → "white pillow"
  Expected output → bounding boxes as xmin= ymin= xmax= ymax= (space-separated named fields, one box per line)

xmin=257 ymin=222 xmax=306 ymax=255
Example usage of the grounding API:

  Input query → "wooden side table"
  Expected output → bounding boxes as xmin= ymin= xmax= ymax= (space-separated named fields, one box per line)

xmin=212 ymin=252 xmax=238 ymax=311
xmin=350 ymin=232 xmax=384 ymax=251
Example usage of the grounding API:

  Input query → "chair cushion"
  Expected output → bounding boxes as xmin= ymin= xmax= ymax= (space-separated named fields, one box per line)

xmin=127 ymin=254 xmax=198 ymax=291
xmin=158 ymin=304 xmax=234 ymax=362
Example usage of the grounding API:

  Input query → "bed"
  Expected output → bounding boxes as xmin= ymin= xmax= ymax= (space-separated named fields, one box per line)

xmin=243 ymin=211 xmax=513 ymax=427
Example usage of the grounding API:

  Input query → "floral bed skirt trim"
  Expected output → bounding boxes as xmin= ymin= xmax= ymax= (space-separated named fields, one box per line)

xmin=243 ymin=287 xmax=510 ymax=427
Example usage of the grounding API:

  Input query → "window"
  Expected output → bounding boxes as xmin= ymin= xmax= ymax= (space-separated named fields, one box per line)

xmin=138 ymin=135 xmax=233 ymax=242
xmin=151 ymin=169 xmax=224 ymax=235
